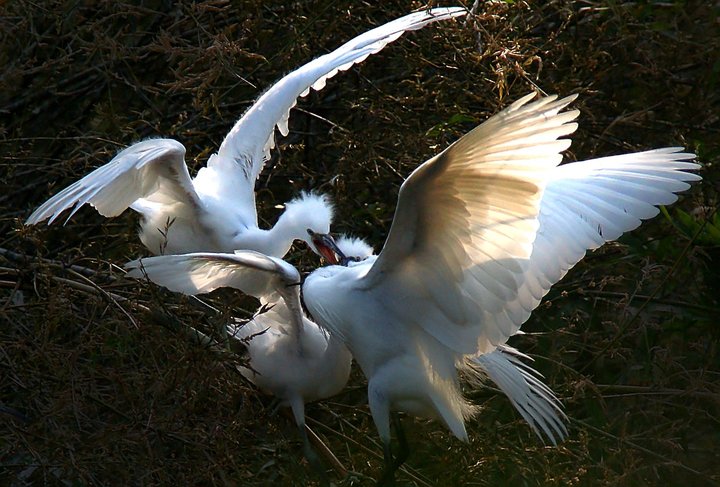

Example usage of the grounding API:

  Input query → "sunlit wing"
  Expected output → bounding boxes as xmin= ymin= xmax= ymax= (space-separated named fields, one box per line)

xmin=494 ymin=148 xmax=701 ymax=336
xmin=214 ymin=7 xmax=467 ymax=182
xmin=26 ymin=139 xmax=201 ymax=225
xmin=362 ymin=93 xmax=580 ymax=354
xmin=124 ymin=252 xmax=303 ymax=332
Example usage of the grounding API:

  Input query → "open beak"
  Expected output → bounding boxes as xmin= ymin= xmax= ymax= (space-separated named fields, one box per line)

xmin=307 ymin=229 xmax=346 ymax=265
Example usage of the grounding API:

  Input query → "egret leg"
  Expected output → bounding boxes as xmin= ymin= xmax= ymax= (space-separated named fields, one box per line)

xmin=299 ymin=424 xmax=330 ymax=487
xmin=377 ymin=442 xmax=395 ymax=487
xmin=392 ymin=413 xmax=409 ymax=468
xmin=376 ymin=413 xmax=409 ymax=486
xmin=290 ymin=398 xmax=329 ymax=487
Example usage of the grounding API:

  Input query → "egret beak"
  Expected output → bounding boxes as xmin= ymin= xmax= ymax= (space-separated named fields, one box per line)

xmin=307 ymin=229 xmax=347 ymax=265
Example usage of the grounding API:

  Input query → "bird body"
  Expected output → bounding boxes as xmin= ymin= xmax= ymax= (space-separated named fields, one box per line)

xmin=302 ymin=92 xmax=701 ymax=452
xmin=26 ymin=8 xmax=467 ymax=257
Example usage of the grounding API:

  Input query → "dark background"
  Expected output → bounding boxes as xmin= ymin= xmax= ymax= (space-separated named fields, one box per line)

xmin=2 ymin=1 xmax=719 ymax=485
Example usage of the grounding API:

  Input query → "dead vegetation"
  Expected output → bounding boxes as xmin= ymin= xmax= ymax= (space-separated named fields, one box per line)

xmin=2 ymin=1 xmax=719 ymax=485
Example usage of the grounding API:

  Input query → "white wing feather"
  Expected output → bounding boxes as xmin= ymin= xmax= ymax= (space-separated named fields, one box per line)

xmin=214 ymin=7 xmax=467 ymax=182
xmin=124 ymin=251 xmax=302 ymax=315
xmin=25 ymin=139 xmax=200 ymax=225
xmin=364 ymin=94 xmax=580 ymax=354
xmin=493 ymin=148 xmax=701 ymax=336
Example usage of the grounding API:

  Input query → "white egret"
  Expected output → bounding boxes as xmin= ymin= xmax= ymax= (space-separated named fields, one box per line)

xmin=302 ymin=92 xmax=701 ymax=480
xmin=123 ymin=236 xmax=373 ymax=464
xmin=25 ymin=8 xmax=467 ymax=257
xmin=125 ymin=233 xmax=566 ymax=476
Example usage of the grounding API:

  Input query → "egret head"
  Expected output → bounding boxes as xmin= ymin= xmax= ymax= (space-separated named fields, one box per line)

xmin=284 ymin=192 xmax=334 ymax=251
xmin=335 ymin=235 xmax=374 ymax=262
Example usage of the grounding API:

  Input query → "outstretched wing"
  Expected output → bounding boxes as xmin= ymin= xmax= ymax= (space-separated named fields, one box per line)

xmin=363 ymin=93 xmax=580 ymax=354
xmin=212 ymin=7 xmax=466 ymax=186
xmin=126 ymin=250 xmax=299 ymax=302
xmin=126 ymin=251 xmax=304 ymax=336
xmin=496 ymin=148 xmax=700 ymax=336
xmin=26 ymin=139 xmax=201 ymax=225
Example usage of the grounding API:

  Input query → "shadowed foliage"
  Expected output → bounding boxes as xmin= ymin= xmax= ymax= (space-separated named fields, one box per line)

xmin=2 ymin=1 xmax=719 ymax=485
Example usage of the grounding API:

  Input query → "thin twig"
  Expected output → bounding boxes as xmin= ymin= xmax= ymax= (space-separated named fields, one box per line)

xmin=305 ymin=423 xmax=348 ymax=477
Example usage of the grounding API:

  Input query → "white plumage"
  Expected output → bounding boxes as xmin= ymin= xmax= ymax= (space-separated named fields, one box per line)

xmin=301 ymin=92 xmax=700 ymax=461
xmin=25 ymin=7 xmax=467 ymax=257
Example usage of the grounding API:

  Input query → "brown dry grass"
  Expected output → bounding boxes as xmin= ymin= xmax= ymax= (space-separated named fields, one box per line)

xmin=2 ymin=1 xmax=719 ymax=485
